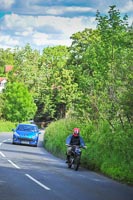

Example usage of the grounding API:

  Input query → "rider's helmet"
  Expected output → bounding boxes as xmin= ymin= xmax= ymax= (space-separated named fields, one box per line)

xmin=73 ymin=128 xmax=80 ymax=137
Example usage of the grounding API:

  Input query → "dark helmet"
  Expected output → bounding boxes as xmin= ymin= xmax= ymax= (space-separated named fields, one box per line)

xmin=73 ymin=128 xmax=80 ymax=137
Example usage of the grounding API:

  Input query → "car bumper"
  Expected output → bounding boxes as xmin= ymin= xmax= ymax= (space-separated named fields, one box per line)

xmin=13 ymin=136 xmax=38 ymax=146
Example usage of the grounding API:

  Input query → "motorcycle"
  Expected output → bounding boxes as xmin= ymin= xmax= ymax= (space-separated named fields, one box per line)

xmin=66 ymin=145 xmax=86 ymax=171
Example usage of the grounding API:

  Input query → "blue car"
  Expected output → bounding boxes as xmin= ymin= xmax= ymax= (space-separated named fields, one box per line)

xmin=12 ymin=123 xmax=41 ymax=147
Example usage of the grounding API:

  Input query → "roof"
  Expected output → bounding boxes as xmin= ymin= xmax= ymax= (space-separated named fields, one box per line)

xmin=0 ymin=77 xmax=7 ymax=82
xmin=5 ymin=65 xmax=13 ymax=73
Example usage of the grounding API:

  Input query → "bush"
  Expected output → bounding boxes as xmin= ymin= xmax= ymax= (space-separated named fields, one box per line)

xmin=0 ymin=120 xmax=17 ymax=132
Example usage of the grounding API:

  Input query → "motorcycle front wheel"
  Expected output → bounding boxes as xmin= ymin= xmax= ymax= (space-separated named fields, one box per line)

xmin=73 ymin=156 xmax=80 ymax=171
xmin=68 ymin=156 xmax=74 ymax=168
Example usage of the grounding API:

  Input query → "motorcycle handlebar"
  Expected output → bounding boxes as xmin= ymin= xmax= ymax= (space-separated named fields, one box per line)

xmin=66 ymin=144 xmax=87 ymax=149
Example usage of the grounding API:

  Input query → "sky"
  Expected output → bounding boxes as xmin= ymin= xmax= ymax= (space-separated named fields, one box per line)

xmin=0 ymin=0 xmax=133 ymax=52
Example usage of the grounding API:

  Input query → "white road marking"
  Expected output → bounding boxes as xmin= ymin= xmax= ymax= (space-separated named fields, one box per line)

xmin=25 ymin=174 xmax=51 ymax=191
xmin=8 ymin=160 xmax=20 ymax=169
xmin=0 ymin=139 xmax=9 ymax=146
xmin=0 ymin=151 xmax=6 ymax=157
xmin=1 ymin=138 xmax=50 ymax=191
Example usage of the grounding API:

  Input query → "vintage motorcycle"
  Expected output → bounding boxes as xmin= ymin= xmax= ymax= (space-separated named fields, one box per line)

xmin=66 ymin=145 xmax=86 ymax=171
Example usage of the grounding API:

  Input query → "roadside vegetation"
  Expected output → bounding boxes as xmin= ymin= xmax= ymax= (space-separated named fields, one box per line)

xmin=0 ymin=120 xmax=17 ymax=132
xmin=0 ymin=120 xmax=30 ymax=132
xmin=44 ymin=118 xmax=133 ymax=185
xmin=0 ymin=6 xmax=132 ymax=185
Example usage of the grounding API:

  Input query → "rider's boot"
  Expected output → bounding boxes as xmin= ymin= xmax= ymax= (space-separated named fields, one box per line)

xmin=65 ymin=155 xmax=70 ymax=163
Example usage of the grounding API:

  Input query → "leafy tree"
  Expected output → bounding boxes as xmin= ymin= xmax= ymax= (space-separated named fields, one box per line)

xmin=95 ymin=5 xmax=132 ymax=127
xmin=9 ymin=44 xmax=40 ymax=93
xmin=67 ymin=28 xmax=102 ymax=121
xmin=67 ymin=5 xmax=132 ymax=127
xmin=34 ymin=45 xmax=79 ymax=120
xmin=2 ymin=82 xmax=37 ymax=122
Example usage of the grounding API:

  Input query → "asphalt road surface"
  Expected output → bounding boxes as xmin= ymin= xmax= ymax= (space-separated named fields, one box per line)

xmin=0 ymin=132 xmax=133 ymax=200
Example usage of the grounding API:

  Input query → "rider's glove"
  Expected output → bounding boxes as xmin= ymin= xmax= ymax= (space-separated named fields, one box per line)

xmin=83 ymin=146 xmax=87 ymax=149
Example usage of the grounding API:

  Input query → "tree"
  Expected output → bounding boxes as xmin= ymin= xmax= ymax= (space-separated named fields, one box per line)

xmin=67 ymin=5 xmax=132 ymax=127
xmin=9 ymin=44 xmax=40 ymax=93
xmin=68 ymin=28 xmax=102 ymax=121
xmin=95 ymin=5 xmax=132 ymax=127
xmin=2 ymin=82 xmax=37 ymax=122
xmin=34 ymin=45 xmax=79 ymax=120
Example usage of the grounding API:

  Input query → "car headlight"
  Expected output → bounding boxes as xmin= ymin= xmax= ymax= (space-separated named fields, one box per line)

xmin=32 ymin=134 xmax=38 ymax=139
xmin=14 ymin=132 xmax=20 ymax=137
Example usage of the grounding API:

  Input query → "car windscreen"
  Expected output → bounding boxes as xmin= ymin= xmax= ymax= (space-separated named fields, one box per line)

xmin=17 ymin=125 xmax=38 ymax=132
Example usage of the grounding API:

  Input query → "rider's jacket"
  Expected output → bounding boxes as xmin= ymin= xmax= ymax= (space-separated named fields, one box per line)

xmin=66 ymin=134 xmax=85 ymax=147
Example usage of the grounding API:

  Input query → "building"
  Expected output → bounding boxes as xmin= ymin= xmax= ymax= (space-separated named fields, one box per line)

xmin=0 ymin=65 xmax=13 ymax=92
xmin=0 ymin=77 xmax=7 ymax=93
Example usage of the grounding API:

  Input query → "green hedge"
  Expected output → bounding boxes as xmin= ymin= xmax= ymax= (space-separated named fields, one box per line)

xmin=44 ymin=118 xmax=133 ymax=185
xmin=88 ymin=127 xmax=133 ymax=184
xmin=43 ymin=118 xmax=82 ymax=158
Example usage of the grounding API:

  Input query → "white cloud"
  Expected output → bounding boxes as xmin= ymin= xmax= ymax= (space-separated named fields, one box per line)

xmin=1 ymin=13 xmax=96 ymax=49
xmin=0 ymin=0 xmax=15 ymax=9
xmin=2 ymin=13 xmax=35 ymax=30
xmin=0 ymin=34 xmax=19 ymax=48
xmin=15 ymin=27 xmax=33 ymax=36
xmin=92 ymin=0 xmax=133 ymax=15
xmin=32 ymin=32 xmax=49 ymax=45
xmin=39 ymin=6 xmax=96 ymax=15
xmin=36 ymin=15 xmax=96 ymax=34
xmin=0 ymin=0 xmax=132 ymax=51
xmin=32 ymin=31 xmax=71 ymax=46
xmin=128 ymin=16 xmax=133 ymax=25
xmin=120 ymin=0 xmax=133 ymax=13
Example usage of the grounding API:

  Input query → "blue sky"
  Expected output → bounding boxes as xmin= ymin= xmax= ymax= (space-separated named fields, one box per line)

xmin=0 ymin=0 xmax=132 ymax=51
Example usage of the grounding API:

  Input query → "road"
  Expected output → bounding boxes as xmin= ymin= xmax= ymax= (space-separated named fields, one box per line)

xmin=0 ymin=132 xmax=133 ymax=200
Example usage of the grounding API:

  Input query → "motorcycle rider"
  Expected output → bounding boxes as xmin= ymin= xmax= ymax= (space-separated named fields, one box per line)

xmin=65 ymin=128 xmax=86 ymax=163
